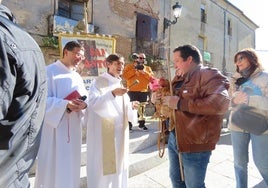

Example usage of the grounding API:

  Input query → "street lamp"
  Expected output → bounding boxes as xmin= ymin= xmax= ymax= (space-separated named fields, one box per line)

xmin=164 ymin=2 xmax=182 ymax=30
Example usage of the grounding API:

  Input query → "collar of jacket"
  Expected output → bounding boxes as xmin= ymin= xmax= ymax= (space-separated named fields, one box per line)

xmin=184 ymin=64 xmax=201 ymax=82
xmin=250 ymin=67 xmax=263 ymax=79
xmin=233 ymin=67 xmax=263 ymax=81
xmin=0 ymin=5 xmax=16 ymax=23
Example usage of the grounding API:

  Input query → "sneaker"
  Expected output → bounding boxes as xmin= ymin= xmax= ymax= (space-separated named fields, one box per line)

xmin=138 ymin=125 xmax=148 ymax=132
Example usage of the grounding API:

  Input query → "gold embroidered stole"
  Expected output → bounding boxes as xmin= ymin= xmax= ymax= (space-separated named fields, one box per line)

xmin=102 ymin=118 xmax=116 ymax=175
xmin=95 ymin=76 xmax=128 ymax=175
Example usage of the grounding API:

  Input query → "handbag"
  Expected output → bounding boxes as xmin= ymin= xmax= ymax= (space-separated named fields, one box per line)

xmin=231 ymin=104 xmax=268 ymax=135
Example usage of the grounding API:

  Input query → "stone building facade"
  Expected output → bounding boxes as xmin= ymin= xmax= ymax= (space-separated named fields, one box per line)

xmin=168 ymin=0 xmax=258 ymax=76
xmin=2 ymin=0 xmax=258 ymax=77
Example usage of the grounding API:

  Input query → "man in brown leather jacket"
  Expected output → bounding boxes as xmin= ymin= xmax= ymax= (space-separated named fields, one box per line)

xmin=162 ymin=44 xmax=230 ymax=188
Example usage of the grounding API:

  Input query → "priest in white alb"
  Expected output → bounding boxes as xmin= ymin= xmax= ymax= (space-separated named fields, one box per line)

xmin=86 ymin=54 xmax=138 ymax=188
xmin=34 ymin=41 xmax=88 ymax=188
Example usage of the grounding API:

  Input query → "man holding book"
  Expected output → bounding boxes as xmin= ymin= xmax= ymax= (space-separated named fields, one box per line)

xmin=35 ymin=41 xmax=88 ymax=188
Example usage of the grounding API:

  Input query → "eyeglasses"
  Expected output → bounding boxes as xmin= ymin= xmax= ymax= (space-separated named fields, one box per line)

xmin=235 ymin=56 xmax=244 ymax=63
xmin=71 ymin=51 xmax=85 ymax=60
xmin=138 ymin=57 xmax=145 ymax=60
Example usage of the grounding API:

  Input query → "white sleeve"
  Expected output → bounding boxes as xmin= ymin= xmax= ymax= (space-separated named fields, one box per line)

xmin=44 ymin=97 xmax=68 ymax=128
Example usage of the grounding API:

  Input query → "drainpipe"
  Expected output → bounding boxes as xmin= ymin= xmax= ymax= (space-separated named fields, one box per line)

xmin=53 ymin=0 xmax=57 ymax=15
xmin=90 ymin=0 xmax=93 ymax=24
xmin=222 ymin=10 xmax=227 ymax=75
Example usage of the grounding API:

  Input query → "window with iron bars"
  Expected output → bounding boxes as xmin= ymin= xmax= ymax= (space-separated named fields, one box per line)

xmin=58 ymin=0 xmax=84 ymax=21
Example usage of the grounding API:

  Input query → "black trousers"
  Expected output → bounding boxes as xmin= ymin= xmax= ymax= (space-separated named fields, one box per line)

xmin=127 ymin=91 xmax=149 ymax=102
xmin=127 ymin=91 xmax=149 ymax=128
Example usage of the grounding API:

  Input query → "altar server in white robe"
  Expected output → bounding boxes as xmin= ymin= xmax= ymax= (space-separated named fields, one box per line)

xmin=86 ymin=54 xmax=138 ymax=188
xmin=35 ymin=41 xmax=88 ymax=188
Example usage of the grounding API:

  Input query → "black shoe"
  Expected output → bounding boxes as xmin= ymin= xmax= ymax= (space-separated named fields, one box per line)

xmin=129 ymin=122 xmax=133 ymax=132
xmin=138 ymin=120 xmax=145 ymax=126
xmin=138 ymin=125 xmax=148 ymax=131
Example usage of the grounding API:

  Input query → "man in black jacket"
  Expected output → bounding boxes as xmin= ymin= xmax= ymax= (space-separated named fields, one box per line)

xmin=0 ymin=3 xmax=47 ymax=187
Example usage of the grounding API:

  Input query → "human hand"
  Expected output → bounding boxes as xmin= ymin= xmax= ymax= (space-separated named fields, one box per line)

xmin=112 ymin=88 xmax=128 ymax=97
xmin=175 ymin=69 xmax=183 ymax=76
xmin=132 ymin=101 xmax=140 ymax=110
xmin=136 ymin=69 xmax=145 ymax=74
xmin=232 ymin=92 xmax=248 ymax=105
xmin=162 ymin=96 xmax=180 ymax=109
xmin=67 ymin=99 xmax=87 ymax=112
xmin=151 ymin=92 xmax=162 ymax=104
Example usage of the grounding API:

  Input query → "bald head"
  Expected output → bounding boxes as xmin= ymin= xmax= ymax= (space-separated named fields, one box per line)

xmin=139 ymin=53 xmax=146 ymax=59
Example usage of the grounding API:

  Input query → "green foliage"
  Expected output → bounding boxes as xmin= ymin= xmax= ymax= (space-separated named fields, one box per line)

xmin=145 ymin=55 xmax=165 ymax=71
xmin=42 ymin=36 xmax=59 ymax=48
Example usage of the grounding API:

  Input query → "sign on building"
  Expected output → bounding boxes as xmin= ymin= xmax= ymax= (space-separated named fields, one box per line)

xmin=203 ymin=51 xmax=211 ymax=62
xmin=59 ymin=34 xmax=116 ymax=90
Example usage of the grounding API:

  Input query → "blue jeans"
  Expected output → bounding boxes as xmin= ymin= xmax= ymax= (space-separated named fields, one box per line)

xmin=168 ymin=130 xmax=211 ymax=188
xmin=231 ymin=131 xmax=268 ymax=188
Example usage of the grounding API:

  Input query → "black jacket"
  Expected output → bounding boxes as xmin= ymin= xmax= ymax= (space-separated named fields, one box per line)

xmin=0 ymin=5 xmax=47 ymax=187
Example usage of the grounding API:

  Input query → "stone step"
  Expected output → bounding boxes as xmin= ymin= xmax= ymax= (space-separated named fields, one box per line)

xmin=129 ymin=145 xmax=168 ymax=178
xmin=78 ymin=146 xmax=168 ymax=188
xmin=75 ymin=133 xmax=166 ymax=188
xmin=29 ymin=117 xmax=228 ymax=185
xmin=129 ymin=118 xmax=160 ymax=153
xmin=128 ymin=117 xmax=169 ymax=178
xmin=29 ymin=116 xmax=164 ymax=187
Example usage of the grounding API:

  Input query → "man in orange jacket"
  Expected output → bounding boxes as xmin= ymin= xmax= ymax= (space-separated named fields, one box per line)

xmin=122 ymin=53 xmax=154 ymax=131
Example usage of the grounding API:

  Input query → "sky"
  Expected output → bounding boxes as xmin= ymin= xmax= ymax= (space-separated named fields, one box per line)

xmin=228 ymin=0 xmax=268 ymax=69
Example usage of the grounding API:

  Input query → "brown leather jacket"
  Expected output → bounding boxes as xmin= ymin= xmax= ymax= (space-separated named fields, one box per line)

xmin=173 ymin=65 xmax=230 ymax=153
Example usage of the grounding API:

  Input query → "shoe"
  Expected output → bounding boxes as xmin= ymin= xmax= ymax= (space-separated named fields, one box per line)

xmin=129 ymin=122 xmax=133 ymax=133
xmin=138 ymin=125 xmax=148 ymax=132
